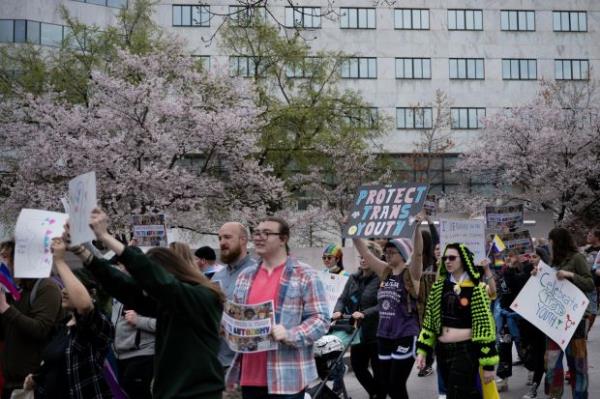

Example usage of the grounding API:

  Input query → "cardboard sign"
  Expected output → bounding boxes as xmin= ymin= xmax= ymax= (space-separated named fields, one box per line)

xmin=511 ymin=261 xmax=589 ymax=351
xmin=222 ymin=300 xmax=278 ymax=353
xmin=131 ymin=214 xmax=167 ymax=247
xmin=499 ymin=230 xmax=534 ymax=255
xmin=318 ymin=270 xmax=350 ymax=316
xmin=14 ymin=209 xmax=69 ymax=278
xmin=485 ymin=204 xmax=524 ymax=230
xmin=439 ymin=219 xmax=486 ymax=263
xmin=68 ymin=171 xmax=97 ymax=245
xmin=343 ymin=183 xmax=429 ymax=238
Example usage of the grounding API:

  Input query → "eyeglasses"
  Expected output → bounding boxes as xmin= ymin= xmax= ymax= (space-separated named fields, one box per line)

xmin=384 ymin=251 xmax=399 ymax=258
xmin=322 ymin=255 xmax=335 ymax=260
xmin=442 ymin=255 xmax=458 ymax=262
xmin=251 ymin=230 xmax=282 ymax=239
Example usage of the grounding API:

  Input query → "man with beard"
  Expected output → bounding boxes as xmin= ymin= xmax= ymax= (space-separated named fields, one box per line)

xmin=212 ymin=222 xmax=257 ymax=368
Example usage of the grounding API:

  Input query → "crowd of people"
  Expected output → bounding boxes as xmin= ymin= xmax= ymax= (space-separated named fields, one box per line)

xmin=0 ymin=207 xmax=598 ymax=399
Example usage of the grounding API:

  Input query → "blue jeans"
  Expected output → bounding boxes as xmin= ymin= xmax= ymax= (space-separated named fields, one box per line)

xmin=494 ymin=302 xmax=522 ymax=342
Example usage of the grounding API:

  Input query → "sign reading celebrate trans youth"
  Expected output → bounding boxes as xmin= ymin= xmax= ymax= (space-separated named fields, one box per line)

xmin=343 ymin=183 xmax=429 ymax=239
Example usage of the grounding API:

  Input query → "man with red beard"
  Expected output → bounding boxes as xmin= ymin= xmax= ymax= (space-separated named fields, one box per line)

xmin=212 ymin=222 xmax=256 ymax=369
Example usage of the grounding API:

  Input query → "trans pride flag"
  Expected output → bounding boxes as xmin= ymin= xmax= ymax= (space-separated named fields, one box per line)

xmin=0 ymin=263 xmax=21 ymax=301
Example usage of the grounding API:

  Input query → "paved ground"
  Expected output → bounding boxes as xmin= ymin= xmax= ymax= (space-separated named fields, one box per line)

xmin=331 ymin=325 xmax=600 ymax=399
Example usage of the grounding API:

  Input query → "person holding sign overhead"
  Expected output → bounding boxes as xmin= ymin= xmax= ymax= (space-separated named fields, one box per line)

xmin=531 ymin=227 xmax=593 ymax=399
xmin=352 ymin=212 xmax=424 ymax=399
xmin=415 ymin=243 xmax=498 ymax=399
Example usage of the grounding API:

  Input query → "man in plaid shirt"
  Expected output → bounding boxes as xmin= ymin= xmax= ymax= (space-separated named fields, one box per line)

xmin=226 ymin=216 xmax=329 ymax=398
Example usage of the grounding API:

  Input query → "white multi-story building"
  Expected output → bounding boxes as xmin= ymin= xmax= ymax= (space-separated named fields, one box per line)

xmin=2 ymin=0 xmax=599 ymax=196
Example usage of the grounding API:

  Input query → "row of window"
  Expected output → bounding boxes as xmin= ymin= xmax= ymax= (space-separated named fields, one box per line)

xmin=353 ymin=107 xmax=486 ymax=130
xmin=172 ymin=5 xmax=590 ymax=33
xmin=71 ymin=0 xmax=128 ymax=9
xmin=0 ymin=19 xmax=67 ymax=47
xmin=226 ymin=56 xmax=590 ymax=81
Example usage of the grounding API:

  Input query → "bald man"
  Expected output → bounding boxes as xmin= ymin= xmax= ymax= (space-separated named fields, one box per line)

xmin=212 ymin=222 xmax=257 ymax=368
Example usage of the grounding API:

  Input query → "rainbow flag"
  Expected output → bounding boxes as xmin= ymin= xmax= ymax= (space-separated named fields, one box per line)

xmin=0 ymin=263 xmax=21 ymax=301
xmin=494 ymin=257 xmax=505 ymax=268
xmin=491 ymin=234 xmax=507 ymax=254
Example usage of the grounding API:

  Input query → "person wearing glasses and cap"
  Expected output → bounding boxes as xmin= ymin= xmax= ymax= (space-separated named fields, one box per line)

xmin=322 ymin=244 xmax=349 ymax=276
xmin=415 ymin=243 xmax=498 ymax=399
xmin=227 ymin=216 xmax=329 ymax=399
xmin=352 ymin=214 xmax=424 ymax=399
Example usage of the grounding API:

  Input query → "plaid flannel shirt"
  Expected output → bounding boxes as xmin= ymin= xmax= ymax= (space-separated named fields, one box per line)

xmin=226 ymin=256 xmax=329 ymax=395
xmin=66 ymin=307 xmax=114 ymax=399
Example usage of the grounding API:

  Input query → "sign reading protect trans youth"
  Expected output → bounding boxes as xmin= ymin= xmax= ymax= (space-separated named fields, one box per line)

xmin=343 ymin=183 xmax=429 ymax=239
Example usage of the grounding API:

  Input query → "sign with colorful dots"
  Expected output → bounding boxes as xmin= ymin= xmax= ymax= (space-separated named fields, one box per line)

xmin=343 ymin=183 xmax=429 ymax=239
xmin=14 ymin=209 xmax=68 ymax=278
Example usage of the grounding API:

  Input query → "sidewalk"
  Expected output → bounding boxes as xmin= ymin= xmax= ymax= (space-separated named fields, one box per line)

xmin=339 ymin=324 xmax=600 ymax=399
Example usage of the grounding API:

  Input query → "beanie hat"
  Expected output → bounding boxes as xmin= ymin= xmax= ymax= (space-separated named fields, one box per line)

xmin=385 ymin=238 xmax=413 ymax=263
xmin=323 ymin=244 xmax=343 ymax=260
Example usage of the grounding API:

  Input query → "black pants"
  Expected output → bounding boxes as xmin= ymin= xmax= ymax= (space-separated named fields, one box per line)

xmin=241 ymin=386 xmax=304 ymax=399
xmin=436 ymin=341 xmax=482 ymax=399
xmin=351 ymin=341 xmax=384 ymax=398
xmin=520 ymin=320 xmax=546 ymax=386
xmin=377 ymin=336 xmax=416 ymax=399
xmin=118 ymin=355 xmax=155 ymax=399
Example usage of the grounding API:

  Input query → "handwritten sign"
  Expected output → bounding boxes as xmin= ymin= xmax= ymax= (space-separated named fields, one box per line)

xmin=511 ymin=261 xmax=589 ymax=351
xmin=318 ymin=270 xmax=350 ymax=316
xmin=68 ymin=172 xmax=97 ymax=245
xmin=439 ymin=219 xmax=486 ymax=263
xmin=131 ymin=214 xmax=167 ymax=247
xmin=14 ymin=209 xmax=69 ymax=278
xmin=343 ymin=183 xmax=429 ymax=238
xmin=485 ymin=204 xmax=524 ymax=230
xmin=222 ymin=300 xmax=278 ymax=353
xmin=499 ymin=230 xmax=534 ymax=255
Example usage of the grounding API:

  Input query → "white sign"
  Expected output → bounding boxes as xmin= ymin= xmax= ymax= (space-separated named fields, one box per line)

xmin=510 ymin=262 xmax=589 ymax=351
xmin=68 ymin=171 xmax=97 ymax=245
xmin=439 ymin=219 xmax=486 ymax=263
xmin=222 ymin=300 xmax=277 ymax=353
xmin=14 ymin=209 xmax=69 ymax=278
xmin=318 ymin=270 xmax=349 ymax=316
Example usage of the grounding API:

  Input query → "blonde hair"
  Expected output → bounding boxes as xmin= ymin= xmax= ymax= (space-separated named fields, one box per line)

xmin=168 ymin=242 xmax=196 ymax=268
xmin=366 ymin=241 xmax=383 ymax=259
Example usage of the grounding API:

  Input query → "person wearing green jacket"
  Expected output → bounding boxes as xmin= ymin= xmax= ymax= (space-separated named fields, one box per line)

xmin=67 ymin=208 xmax=226 ymax=399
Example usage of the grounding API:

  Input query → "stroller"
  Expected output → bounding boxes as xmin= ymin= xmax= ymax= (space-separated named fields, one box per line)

xmin=307 ymin=317 xmax=361 ymax=399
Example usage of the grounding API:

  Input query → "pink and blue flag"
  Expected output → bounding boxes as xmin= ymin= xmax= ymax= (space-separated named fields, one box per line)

xmin=0 ymin=262 xmax=21 ymax=301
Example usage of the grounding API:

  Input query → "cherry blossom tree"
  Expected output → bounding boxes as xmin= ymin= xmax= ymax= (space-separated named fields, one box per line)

xmin=455 ymin=80 xmax=600 ymax=224
xmin=0 ymin=42 xmax=285 ymax=231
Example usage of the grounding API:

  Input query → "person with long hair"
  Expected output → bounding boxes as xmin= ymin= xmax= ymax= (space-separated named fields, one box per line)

xmin=416 ymin=243 xmax=498 ymax=399
xmin=352 ymin=214 xmax=424 ymax=399
xmin=68 ymin=208 xmax=226 ymax=399
xmin=532 ymin=227 xmax=594 ymax=399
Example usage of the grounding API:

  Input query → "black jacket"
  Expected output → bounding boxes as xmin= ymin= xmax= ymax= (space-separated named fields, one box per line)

xmin=334 ymin=271 xmax=380 ymax=344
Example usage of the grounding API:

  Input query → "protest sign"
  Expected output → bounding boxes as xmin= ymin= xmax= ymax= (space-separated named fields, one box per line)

xmin=131 ymin=214 xmax=167 ymax=247
xmin=222 ymin=300 xmax=278 ymax=353
xmin=499 ymin=230 xmax=534 ymax=255
xmin=511 ymin=261 xmax=589 ymax=351
xmin=14 ymin=209 xmax=69 ymax=278
xmin=318 ymin=270 xmax=350 ymax=316
xmin=343 ymin=183 xmax=429 ymax=239
xmin=68 ymin=171 xmax=97 ymax=245
xmin=423 ymin=194 xmax=437 ymax=216
xmin=439 ymin=219 xmax=486 ymax=263
xmin=485 ymin=204 xmax=524 ymax=230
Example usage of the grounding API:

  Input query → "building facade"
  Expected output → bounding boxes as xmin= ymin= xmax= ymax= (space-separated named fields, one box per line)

xmin=2 ymin=0 xmax=599 ymax=195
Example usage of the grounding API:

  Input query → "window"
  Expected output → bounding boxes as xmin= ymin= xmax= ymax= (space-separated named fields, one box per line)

xmin=345 ymin=107 xmax=378 ymax=128
xmin=286 ymin=57 xmax=318 ymax=78
xmin=449 ymin=58 xmax=484 ymax=79
xmin=0 ymin=19 xmax=67 ymax=46
xmin=27 ymin=20 xmax=40 ymax=43
xmin=229 ymin=6 xmax=266 ymax=26
xmin=448 ymin=9 xmax=483 ymax=31
xmin=72 ymin=0 xmax=127 ymax=8
xmin=340 ymin=57 xmax=377 ymax=79
xmin=285 ymin=7 xmax=321 ymax=29
xmin=40 ymin=23 xmax=64 ymax=47
xmin=451 ymin=108 xmax=485 ymax=129
xmin=229 ymin=56 xmax=265 ymax=78
xmin=553 ymin=11 xmax=587 ymax=32
xmin=394 ymin=9 xmax=429 ymax=30
xmin=172 ymin=5 xmax=210 ymax=27
xmin=340 ymin=8 xmax=375 ymax=29
xmin=395 ymin=58 xmax=431 ymax=79
xmin=502 ymin=59 xmax=537 ymax=80
xmin=501 ymin=10 xmax=535 ymax=31
xmin=555 ymin=59 xmax=589 ymax=80
xmin=193 ymin=55 xmax=210 ymax=70
xmin=0 ymin=20 xmax=14 ymax=43
xmin=397 ymin=107 xmax=433 ymax=129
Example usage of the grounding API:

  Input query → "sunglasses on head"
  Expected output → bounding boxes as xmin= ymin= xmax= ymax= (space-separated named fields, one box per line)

xmin=442 ymin=255 xmax=458 ymax=262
